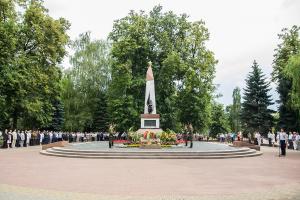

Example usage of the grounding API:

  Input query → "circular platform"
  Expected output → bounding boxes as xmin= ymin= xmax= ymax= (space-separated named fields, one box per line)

xmin=40 ymin=141 xmax=262 ymax=159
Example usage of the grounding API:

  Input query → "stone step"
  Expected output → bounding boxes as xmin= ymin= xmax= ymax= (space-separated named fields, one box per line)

xmin=46 ymin=148 xmax=257 ymax=157
xmin=40 ymin=150 xmax=262 ymax=159
xmin=51 ymin=146 xmax=251 ymax=154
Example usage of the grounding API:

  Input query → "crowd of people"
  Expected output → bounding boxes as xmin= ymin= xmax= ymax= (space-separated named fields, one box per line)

xmin=0 ymin=129 xmax=115 ymax=148
xmin=218 ymin=132 xmax=243 ymax=143
xmin=1 ymin=129 xmax=299 ymax=156
xmin=217 ymin=129 xmax=300 ymax=156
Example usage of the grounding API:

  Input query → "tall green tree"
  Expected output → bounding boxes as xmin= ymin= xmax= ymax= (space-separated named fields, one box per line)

xmin=92 ymin=93 xmax=109 ymax=132
xmin=210 ymin=102 xmax=230 ymax=137
xmin=231 ymin=87 xmax=241 ymax=132
xmin=0 ymin=0 xmax=69 ymax=130
xmin=272 ymin=26 xmax=300 ymax=131
xmin=45 ymin=98 xmax=64 ymax=131
xmin=284 ymin=53 xmax=300 ymax=117
xmin=241 ymin=61 xmax=274 ymax=134
xmin=62 ymin=32 xmax=111 ymax=131
xmin=108 ymin=6 xmax=216 ymax=132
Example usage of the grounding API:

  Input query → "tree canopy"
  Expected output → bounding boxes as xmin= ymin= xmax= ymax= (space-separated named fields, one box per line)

xmin=284 ymin=53 xmax=300 ymax=116
xmin=210 ymin=102 xmax=230 ymax=137
xmin=0 ymin=0 xmax=69 ymax=130
xmin=272 ymin=26 xmax=300 ymax=131
xmin=108 ymin=5 xmax=217 ymax=132
xmin=0 ymin=2 xmax=298 ymax=135
xmin=61 ymin=32 xmax=111 ymax=131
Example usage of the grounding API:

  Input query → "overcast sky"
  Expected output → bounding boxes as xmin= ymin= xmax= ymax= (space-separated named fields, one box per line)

xmin=44 ymin=0 xmax=300 ymax=109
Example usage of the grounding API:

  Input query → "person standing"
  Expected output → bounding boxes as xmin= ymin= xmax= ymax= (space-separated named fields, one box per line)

xmin=58 ymin=132 xmax=62 ymax=141
xmin=277 ymin=129 xmax=288 ymax=156
xmin=267 ymin=131 xmax=272 ymax=147
xmin=292 ymin=132 xmax=297 ymax=150
xmin=39 ymin=131 xmax=44 ymax=145
xmin=295 ymin=132 xmax=300 ymax=150
xmin=7 ymin=131 xmax=12 ymax=148
xmin=254 ymin=132 xmax=258 ymax=145
xmin=271 ymin=132 xmax=275 ymax=147
xmin=20 ymin=131 xmax=25 ymax=147
xmin=288 ymin=132 xmax=293 ymax=149
xmin=49 ymin=131 xmax=53 ymax=143
xmin=257 ymin=132 xmax=261 ymax=146
xmin=26 ymin=131 xmax=31 ymax=147
xmin=12 ymin=130 xmax=17 ymax=148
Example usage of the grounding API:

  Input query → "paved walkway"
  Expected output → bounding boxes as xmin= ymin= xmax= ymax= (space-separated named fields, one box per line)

xmin=0 ymin=145 xmax=300 ymax=200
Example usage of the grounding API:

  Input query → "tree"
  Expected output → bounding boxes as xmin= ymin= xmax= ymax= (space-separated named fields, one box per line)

xmin=210 ymin=102 xmax=230 ymax=137
xmin=284 ymin=53 xmax=300 ymax=117
xmin=48 ymin=99 xmax=64 ymax=131
xmin=108 ymin=5 xmax=217 ymax=132
xmin=0 ymin=0 xmax=69 ymax=130
xmin=62 ymin=32 xmax=111 ymax=131
xmin=92 ymin=92 xmax=109 ymax=132
xmin=231 ymin=87 xmax=241 ymax=133
xmin=241 ymin=61 xmax=274 ymax=134
xmin=272 ymin=26 xmax=300 ymax=131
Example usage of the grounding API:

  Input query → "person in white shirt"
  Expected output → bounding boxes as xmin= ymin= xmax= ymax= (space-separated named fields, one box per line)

xmin=292 ymin=132 xmax=297 ymax=150
xmin=220 ymin=133 xmax=225 ymax=143
xmin=271 ymin=132 xmax=275 ymax=147
xmin=7 ymin=131 xmax=12 ymax=148
xmin=20 ymin=131 xmax=25 ymax=147
xmin=12 ymin=130 xmax=17 ymax=148
xmin=49 ymin=131 xmax=53 ymax=143
xmin=267 ymin=131 xmax=272 ymax=147
xmin=257 ymin=132 xmax=261 ymax=146
xmin=58 ymin=132 xmax=63 ymax=141
xmin=26 ymin=131 xmax=31 ymax=147
xmin=277 ymin=129 xmax=288 ymax=156
xmin=39 ymin=132 xmax=44 ymax=145
xmin=295 ymin=133 xmax=300 ymax=150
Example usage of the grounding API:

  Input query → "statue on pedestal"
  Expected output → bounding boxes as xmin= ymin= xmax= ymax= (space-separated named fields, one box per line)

xmin=147 ymin=95 xmax=153 ymax=114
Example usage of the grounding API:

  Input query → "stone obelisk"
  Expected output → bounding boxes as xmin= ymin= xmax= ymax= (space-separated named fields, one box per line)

xmin=144 ymin=62 xmax=156 ymax=114
xmin=137 ymin=62 xmax=162 ymax=133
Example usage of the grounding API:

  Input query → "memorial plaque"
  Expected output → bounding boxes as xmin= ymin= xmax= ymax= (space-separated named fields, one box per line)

xmin=144 ymin=120 xmax=156 ymax=127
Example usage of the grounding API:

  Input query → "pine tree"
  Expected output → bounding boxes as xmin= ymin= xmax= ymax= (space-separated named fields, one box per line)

xmin=231 ymin=87 xmax=242 ymax=133
xmin=241 ymin=61 xmax=274 ymax=135
xmin=92 ymin=93 xmax=109 ymax=132
xmin=49 ymin=99 xmax=64 ymax=131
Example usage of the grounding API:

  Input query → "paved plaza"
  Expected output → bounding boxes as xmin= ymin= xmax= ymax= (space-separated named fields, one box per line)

xmin=0 ymin=144 xmax=300 ymax=200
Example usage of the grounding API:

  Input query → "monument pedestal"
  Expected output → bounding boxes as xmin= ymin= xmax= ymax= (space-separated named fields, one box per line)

xmin=136 ymin=114 xmax=162 ymax=134
xmin=140 ymin=114 xmax=160 ymax=128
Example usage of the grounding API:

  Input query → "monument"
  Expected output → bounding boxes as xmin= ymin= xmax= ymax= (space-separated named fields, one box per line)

xmin=137 ymin=62 xmax=163 ymax=134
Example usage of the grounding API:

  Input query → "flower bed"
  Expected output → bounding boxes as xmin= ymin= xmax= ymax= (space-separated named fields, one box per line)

xmin=124 ymin=143 xmax=173 ymax=148
xmin=114 ymin=131 xmax=185 ymax=148
xmin=113 ymin=140 xmax=130 ymax=144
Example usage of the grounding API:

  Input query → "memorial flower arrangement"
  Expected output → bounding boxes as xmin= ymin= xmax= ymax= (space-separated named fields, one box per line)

xmin=143 ymin=131 xmax=156 ymax=140
xmin=158 ymin=131 xmax=177 ymax=145
xmin=140 ymin=131 xmax=160 ymax=145
xmin=128 ymin=131 xmax=142 ymax=144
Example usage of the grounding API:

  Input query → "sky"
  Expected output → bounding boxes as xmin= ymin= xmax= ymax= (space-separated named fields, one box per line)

xmin=44 ymin=0 xmax=300 ymax=109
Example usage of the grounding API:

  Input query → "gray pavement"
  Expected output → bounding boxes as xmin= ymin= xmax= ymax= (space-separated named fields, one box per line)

xmin=0 ymin=144 xmax=300 ymax=200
